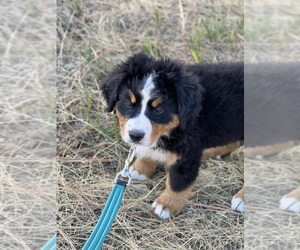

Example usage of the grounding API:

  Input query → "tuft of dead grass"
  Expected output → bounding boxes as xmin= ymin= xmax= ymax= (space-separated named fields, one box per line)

xmin=245 ymin=147 xmax=300 ymax=249
xmin=57 ymin=0 xmax=244 ymax=249
xmin=0 ymin=1 xmax=56 ymax=249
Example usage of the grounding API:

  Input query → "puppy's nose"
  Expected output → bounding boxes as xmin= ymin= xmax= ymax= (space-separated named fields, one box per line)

xmin=129 ymin=130 xmax=145 ymax=142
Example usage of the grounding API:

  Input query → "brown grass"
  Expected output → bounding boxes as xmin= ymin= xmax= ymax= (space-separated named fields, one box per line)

xmin=0 ymin=1 xmax=56 ymax=249
xmin=245 ymin=147 xmax=300 ymax=249
xmin=57 ymin=0 xmax=244 ymax=249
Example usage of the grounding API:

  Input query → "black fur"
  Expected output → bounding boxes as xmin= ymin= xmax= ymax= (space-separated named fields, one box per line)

xmin=245 ymin=63 xmax=300 ymax=147
xmin=101 ymin=53 xmax=244 ymax=193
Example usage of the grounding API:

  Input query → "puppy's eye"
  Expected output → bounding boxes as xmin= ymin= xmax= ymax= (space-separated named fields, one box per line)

xmin=125 ymin=100 xmax=133 ymax=108
xmin=155 ymin=106 xmax=164 ymax=114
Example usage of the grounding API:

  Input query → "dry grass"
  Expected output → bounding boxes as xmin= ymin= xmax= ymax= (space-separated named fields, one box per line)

xmin=245 ymin=0 xmax=300 ymax=62
xmin=245 ymin=147 xmax=300 ymax=249
xmin=57 ymin=0 xmax=244 ymax=249
xmin=0 ymin=1 xmax=56 ymax=249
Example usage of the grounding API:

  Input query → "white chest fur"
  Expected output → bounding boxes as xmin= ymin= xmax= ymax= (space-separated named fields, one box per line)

xmin=135 ymin=145 xmax=178 ymax=166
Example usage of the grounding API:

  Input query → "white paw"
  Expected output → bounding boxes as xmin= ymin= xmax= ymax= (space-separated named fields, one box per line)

xmin=129 ymin=167 xmax=148 ymax=181
xmin=152 ymin=201 xmax=170 ymax=220
xmin=280 ymin=197 xmax=300 ymax=213
xmin=231 ymin=197 xmax=244 ymax=212
xmin=215 ymin=155 xmax=221 ymax=160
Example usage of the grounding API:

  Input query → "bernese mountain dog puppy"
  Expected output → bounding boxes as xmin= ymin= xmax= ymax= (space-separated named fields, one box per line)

xmin=101 ymin=53 xmax=244 ymax=219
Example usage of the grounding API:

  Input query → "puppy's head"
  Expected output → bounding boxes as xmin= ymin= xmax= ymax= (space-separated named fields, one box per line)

xmin=101 ymin=53 xmax=203 ymax=147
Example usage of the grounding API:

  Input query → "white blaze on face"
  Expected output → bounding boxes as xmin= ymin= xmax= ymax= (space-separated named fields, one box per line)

xmin=124 ymin=74 xmax=155 ymax=146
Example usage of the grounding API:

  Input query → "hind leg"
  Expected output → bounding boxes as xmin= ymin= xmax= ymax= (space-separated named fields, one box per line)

xmin=202 ymin=140 xmax=243 ymax=159
xmin=231 ymin=187 xmax=244 ymax=212
xmin=202 ymin=141 xmax=244 ymax=212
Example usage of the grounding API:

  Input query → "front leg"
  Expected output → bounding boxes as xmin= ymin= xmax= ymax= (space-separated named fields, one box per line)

xmin=152 ymin=175 xmax=193 ymax=219
xmin=129 ymin=157 xmax=158 ymax=181
xmin=152 ymin=154 xmax=200 ymax=219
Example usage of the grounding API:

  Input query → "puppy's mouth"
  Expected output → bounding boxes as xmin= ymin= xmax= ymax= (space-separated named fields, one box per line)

xmin=128 ymin=141 xmax=158 ymax=149
xmin=126 ymin=138 xmax=156 ymax=147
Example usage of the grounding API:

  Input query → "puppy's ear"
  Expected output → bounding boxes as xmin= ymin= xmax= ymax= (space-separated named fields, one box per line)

xmin=176 ymin=73 xmax=204 ymax=128
xmin=165 ymin=68 xmax=204 ymax=129
xmin=101 ymin=66 xmax=125 ymax=112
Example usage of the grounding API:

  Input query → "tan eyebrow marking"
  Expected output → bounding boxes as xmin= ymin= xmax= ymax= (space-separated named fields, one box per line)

xmin=128 ymin=90 xmax=136 ymax=104
xmin=151 ymin=97 xmax=163 ymax=108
